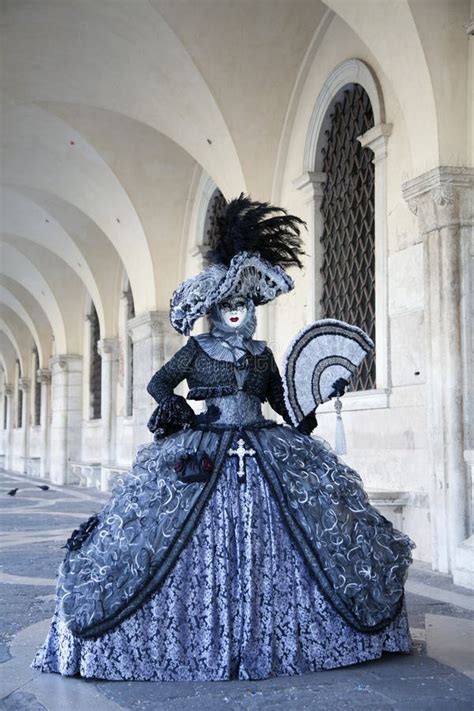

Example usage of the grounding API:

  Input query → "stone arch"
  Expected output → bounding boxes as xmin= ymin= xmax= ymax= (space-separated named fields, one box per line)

xmin=0 ymin=241 xmax=83 ymax=354
xmin=322 ymin=0 xmax=439 ymax=172
xmin=4 ymin=1 xmax=245 ymax=197
xmin=2 ymin=103 xmax=156 ymax=315
xmin=0 ymin=333 xmax=16 ymax=385
xmin=0 ymin=276 xmax=53 ymax=368
xmin=0 ymin=285 xmax=45 ymax=367
xmin=303 ymin=59 xmax=385 ymax=173
xmin=0 ymin=320 xmax=24 ymax=375
xmin=181 ymin=170 xmax=226 ymax=279
xmin=2 ymin=186 xmax=111 ymax=337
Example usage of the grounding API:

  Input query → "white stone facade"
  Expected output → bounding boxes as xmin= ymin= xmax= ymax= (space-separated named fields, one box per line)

xmin=0 ymin=0 xmax=472 ymax=586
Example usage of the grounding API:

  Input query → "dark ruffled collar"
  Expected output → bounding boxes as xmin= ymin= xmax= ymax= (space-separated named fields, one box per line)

xmin=193 ymin=333 xmax=266 ymax=363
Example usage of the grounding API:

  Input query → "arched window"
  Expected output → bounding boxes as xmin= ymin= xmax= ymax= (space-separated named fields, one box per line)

xmin=124 ymin=283 xmax=135 ymax=417
xmin=319 ymin=83 xmax=375 ymax=391
xmin=203 ymin=188 xmax=226 ymax=249
xmin=16 ymin=359 xmax=22 ymax=428
xmin=89 ymin=303 xmax=102 ymax=420
xmin=33 ymin=346 xmax=41 ymax=426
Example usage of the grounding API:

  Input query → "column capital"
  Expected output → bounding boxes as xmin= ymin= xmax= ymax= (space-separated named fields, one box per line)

xmin=97 ymin=337 xmax=120 ymax=359
xmin=18 ymin=377 xmax=31 ymax=392
xmin=37 ymin=368 xmax=51 ymax=384
xmin=128 ymin=311 xmax=178 ymax=344
xmin=401 ymin=166 xmax=474 ymax=236
xmin=293 ymin=171 xmax=326 ymax=204
xmin=357 ymin=122 xmax=393 ymax=164
xmin=50 ymin=354 xmax=82 ymax=373
xmin=4 ymin=384 xmax=14 ymax=397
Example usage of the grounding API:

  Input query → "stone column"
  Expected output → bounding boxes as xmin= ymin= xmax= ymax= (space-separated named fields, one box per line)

xmin=49 ymin=355 xmax=82 ymax=486
xmin=97 ymin=337 xmax=119 ymax=489
xmin=128 ymin=311 xmax=182 ymax=452
xmin=402 ymin=166 xmax=474 ymax=573
xmin=18 ymin=378 xmax=31 ymax=475
xmin=37 ymin=368 xmax=51 ymax=479
xmin=4 ymin=385 xmax=13 ymax=471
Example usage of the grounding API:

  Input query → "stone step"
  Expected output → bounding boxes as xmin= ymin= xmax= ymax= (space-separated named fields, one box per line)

xmin=453 ymin=535 xmax=474 ymax=589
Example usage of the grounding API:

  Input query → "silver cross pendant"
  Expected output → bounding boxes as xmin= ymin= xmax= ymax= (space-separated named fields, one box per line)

xmin=227 ymin=437 xmax=256 ymax=485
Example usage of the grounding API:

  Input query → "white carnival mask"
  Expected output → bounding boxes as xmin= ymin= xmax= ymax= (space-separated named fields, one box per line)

xmin=218 ymin=298 xmax=248 ymax=328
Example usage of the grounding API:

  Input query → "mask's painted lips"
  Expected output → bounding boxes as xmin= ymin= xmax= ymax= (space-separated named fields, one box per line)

xmin=230 ymin=316 xmax=239 ymax=322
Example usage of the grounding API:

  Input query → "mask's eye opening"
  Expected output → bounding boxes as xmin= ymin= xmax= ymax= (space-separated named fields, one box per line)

xmin=219 ymin=298 xmax=247 ymax=312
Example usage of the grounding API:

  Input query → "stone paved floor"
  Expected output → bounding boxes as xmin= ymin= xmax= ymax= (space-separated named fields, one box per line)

xmin=0 ymin=470 xmax=473 ymax=711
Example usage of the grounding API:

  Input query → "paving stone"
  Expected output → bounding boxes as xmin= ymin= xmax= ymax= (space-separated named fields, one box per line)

xmin=0 ymin=640 xmax=12 ymax=664
xmin=0 ymin=690 xmax=47 ymax=710
xmin=0 ymin=543 xmax=64 ymax=578
xmin=0 ymin=583 xmax=55 ymax=662
xmin=0 ymin=514 xmax=89 ymax=533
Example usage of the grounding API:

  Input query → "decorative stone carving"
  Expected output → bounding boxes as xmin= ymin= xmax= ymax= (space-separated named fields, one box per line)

xmin=18 ymin=377 xmax=31 ymax=392
xmin=402 ymin=167 xmax=473 ymax=235
xmin=37 ymin=368 xmax=51 ymax=384
xmin=97 ymin=338 xmax=119 ymax=359
xmin=128 ymin=311 xmax=175 ymax=343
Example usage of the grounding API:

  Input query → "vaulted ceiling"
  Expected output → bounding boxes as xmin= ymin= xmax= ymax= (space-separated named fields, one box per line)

xmin=1 ymin=0 xmax=468 ymax=376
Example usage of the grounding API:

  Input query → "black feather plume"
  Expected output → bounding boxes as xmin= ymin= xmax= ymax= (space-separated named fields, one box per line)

xmin=206 ymin=193 xmax=306 ymax=268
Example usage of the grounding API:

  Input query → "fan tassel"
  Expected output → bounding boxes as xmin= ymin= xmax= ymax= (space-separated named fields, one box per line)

xmin=334 ymin=396 xmax=347 ymax=455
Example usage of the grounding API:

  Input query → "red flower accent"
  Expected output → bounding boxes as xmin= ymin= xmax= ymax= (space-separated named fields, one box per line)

xmin=174 ymin=458 xmax=184 ymax=473
xmin=200 ymin=455 xmax=213 ymax=473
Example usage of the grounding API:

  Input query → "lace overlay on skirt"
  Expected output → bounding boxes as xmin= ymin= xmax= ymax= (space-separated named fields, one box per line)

xmin=33 ymin=441 xmax=412 ymax=681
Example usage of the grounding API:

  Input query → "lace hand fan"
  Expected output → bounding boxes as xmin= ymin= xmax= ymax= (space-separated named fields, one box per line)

xmin=283 ymin=319 xmax=374 ymax=427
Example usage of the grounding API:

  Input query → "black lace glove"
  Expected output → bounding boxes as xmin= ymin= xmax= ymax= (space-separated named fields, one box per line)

xmin=147 ymin=395 xmax=196 ymax=439
xmin=297 ymin=409 xmax=318 ymax=435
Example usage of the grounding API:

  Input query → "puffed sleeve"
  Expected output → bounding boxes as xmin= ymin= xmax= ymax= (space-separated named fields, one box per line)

xmin=146 ymin=337 xmax=197 ymax=436
xmin=265 ymin=348 xmax=317 ymax=435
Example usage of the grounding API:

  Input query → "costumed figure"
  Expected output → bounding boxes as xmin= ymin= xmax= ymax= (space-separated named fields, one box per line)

xmin=33 ymin=194 xmax=415 ymax=681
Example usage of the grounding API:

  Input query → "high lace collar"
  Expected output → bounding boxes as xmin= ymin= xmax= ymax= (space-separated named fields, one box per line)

xmin=194 ymin=301 xmax=266 ymax=363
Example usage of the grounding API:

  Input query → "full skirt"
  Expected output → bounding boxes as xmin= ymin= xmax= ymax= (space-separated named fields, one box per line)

xmin=33 ymin=443 xmax=412 ymax=681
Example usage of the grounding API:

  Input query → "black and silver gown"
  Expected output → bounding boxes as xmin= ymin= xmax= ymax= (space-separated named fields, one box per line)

xmin=33 ymin=335 xmax=415 ymax=681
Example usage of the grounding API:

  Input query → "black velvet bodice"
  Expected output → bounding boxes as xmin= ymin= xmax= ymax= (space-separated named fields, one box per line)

xmin=147 ymin=336 xmax=290 ymax=424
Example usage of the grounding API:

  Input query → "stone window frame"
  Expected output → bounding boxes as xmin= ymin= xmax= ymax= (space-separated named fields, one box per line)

xmin=122 ymin=279 xmax=135 ymax=419
xmin=15 ymin=358 xmax=22 ymax=429
xmin=190 ymin=172 xmax=224 ymax=265
xmin=294 ymin=58 xmax=392 ymax=412
xmin=83 ymin=297 xmax=102 ymax=422
xmin=32 ymin=345 xmax=41 ymax=427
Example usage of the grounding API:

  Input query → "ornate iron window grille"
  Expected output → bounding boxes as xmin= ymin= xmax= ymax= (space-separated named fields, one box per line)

xmin=33 ymin=347 xmax=41 ymax=426
xmin=125 ymin=285 xmax=135 ymax=417
xmin=205 ymin=188 xmax=226 ymax=248
xmin=320 ymin=83 xmax=376 ymax=391
xmin=89 ymin=304 xmax=102 ymax=420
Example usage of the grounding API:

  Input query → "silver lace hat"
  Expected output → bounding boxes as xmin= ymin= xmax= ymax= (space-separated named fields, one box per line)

xmin=170 ymin=194 xmax=306 ymax=335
